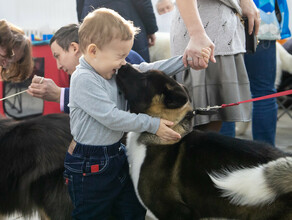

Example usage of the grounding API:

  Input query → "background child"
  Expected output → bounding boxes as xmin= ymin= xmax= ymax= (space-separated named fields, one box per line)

xmin=65 ymin=8 xmax=210 ymax=219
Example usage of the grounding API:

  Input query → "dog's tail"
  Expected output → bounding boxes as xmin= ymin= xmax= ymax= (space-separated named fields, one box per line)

xmin=209 ymin=157 xmax=292 ymax=206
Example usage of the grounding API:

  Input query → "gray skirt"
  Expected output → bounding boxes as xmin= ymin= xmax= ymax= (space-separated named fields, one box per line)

xmin=180 ymin=54 xmax=252 ymax=126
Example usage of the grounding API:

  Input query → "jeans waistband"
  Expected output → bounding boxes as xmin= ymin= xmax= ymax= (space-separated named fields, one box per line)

xmin=73 ymin=141 xmax=122 ymax=157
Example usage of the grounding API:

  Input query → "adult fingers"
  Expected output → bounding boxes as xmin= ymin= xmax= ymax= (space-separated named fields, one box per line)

xmin=254 ymin=11 xmax=261 ymax=36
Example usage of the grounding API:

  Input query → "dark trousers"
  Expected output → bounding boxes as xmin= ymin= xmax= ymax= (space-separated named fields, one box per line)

xmin=64 ymin=141 xmax=146 ymax=219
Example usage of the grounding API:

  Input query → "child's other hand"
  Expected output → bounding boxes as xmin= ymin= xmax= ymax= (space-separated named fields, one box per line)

xmin=183 ymin=35 xmax=216 ymax=70
xmin=201 ymin=47 xmax=211 ymax=64
xmin=156 ymin=119 xmax=181 ymax=141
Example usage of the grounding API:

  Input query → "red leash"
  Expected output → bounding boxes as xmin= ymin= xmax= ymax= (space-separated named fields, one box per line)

xmin=221 ymin=89 xmax=292 ymax=108
xmin=194 ymin=89 xmax=292 ymax=115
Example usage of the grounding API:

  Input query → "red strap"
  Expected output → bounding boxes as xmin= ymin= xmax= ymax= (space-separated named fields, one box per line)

xmin=221 ymin=89 xmax=292 ymax=108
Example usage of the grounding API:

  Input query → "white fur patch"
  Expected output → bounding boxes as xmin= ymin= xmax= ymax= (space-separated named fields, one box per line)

xmin=209 ymin=165 xmax=277 ymax=206
xmin=126 ymin=132 xmax=146 ymax=190
xmin=126 ymin=132 xmax=158 ymax=219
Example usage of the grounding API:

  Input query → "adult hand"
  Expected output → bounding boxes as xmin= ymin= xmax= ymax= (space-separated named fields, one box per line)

xmin=156 ymin=119 xmax=181 ymax=141
xmin=183 ymin=33 xmax=216 ymax=70
xmin=27 ymin=75 xmax=61 ymax=102
xmin=241 ymin=0 xmax=261 ymax=36
xmin=148 ymin=33 xmax=156 ymax=47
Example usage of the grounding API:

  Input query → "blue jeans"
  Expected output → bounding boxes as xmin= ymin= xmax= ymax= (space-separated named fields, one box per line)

xmin=64 ymin=141 xmax=146 ymax=220
xmin=220 ymin=122 xmax=235 ymax=137
xmin=244 ymin=40 xmax=277 ymax=146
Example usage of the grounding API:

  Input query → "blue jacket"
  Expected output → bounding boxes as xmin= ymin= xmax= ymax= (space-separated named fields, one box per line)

xmin=76 ymin=0 xmax=158 ymax=62
xmin=63 ymin=50 xmax=145 ymax=113
xmin=254 ymin=0 xmax=290 ymax=40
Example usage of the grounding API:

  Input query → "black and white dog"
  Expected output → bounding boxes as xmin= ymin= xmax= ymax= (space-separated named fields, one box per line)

xmin=116 ymin=64 xmax=292 ymax=220
xmin=0 ymin=114 xmax=72 ymax=220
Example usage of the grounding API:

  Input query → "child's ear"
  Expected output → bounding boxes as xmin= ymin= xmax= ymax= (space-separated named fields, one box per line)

xmin=87 ymin=44 xmax=98 ymax=57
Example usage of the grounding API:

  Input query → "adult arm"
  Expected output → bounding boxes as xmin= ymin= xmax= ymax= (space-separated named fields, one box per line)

xmin=175 ymin=0 xmax=216 ymax=69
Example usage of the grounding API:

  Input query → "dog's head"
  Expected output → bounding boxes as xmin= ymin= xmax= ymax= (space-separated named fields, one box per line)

xmin=116 ymin=63 xmax=193 ymax=145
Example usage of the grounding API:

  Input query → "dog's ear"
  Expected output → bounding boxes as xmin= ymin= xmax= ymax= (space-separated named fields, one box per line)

xmin=163 ymin=85 xmax=188 ymax=109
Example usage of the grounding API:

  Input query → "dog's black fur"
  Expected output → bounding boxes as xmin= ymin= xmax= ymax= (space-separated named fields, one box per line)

xmin=1 ymin=64 xmax=291 ymax=220
xmin=0 ymin=113 xmax=73 ymax=219
xmin=117 ymin=64 xmax=292 ymax=220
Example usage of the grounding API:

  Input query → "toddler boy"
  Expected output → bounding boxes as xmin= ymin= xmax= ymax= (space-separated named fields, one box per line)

xmin=65 ymin=7 xmax=210 ymax=219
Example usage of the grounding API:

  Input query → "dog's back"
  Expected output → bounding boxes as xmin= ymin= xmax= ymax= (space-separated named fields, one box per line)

xmin=128 ymin=130 xmax=292 ymax=220
xmin=183 ymin=131 xmax=292 ymax=219
xmin=0 ymin=113 xmax=73 ymax=219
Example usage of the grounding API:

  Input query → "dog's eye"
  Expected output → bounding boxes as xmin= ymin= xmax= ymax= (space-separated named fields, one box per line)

xmin=164 ymin=89 xmax=188 ymax=109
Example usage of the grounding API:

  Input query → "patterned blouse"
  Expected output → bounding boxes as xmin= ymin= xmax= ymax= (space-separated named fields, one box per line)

xmin=171 ymin=0 xmax=246 ymax=56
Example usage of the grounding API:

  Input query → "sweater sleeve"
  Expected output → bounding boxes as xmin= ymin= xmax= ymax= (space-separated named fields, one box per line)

xmin=70 ymin=73 xmax=160 ymax=134
xmin=133 ymin=55 xmax=187 ymax=77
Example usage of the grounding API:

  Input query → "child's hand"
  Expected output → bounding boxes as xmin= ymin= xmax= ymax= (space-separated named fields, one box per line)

xmin=201 ymin=47 xmax=211 ymax=65
xmin=183 ymin=35 xmax=216 ymax=70
xmin=156 ymin=119 xmax=181 ymax=141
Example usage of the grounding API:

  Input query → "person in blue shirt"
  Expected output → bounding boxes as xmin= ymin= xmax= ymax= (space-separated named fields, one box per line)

xmin=27 ymin=23 xmax=145 ymax=113
xmin=244 ymin=0 xmax=290 ymax=146
xmin=224 ymin=0 xmax=291 ymax=145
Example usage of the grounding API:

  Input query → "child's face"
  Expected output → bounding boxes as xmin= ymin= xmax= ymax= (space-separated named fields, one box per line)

xmin=87 ymin=38 xmax=133 ymax=80
xmin=51 ymin=41 xmax=80 ymax=75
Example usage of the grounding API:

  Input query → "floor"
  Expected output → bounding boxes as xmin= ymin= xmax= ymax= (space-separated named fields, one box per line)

xmin=3 ymin=110 xmax=292 ymax=220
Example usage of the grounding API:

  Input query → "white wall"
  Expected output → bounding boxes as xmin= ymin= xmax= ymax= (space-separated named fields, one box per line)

xmin=0 ymin=0 xmax=291 ymax=38
xmin=0 ymin=0 xmax=78 ymax=37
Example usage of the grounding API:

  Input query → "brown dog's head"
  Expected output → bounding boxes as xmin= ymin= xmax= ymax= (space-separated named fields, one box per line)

xmin=117 ymin=63 xmax=193 ymax=145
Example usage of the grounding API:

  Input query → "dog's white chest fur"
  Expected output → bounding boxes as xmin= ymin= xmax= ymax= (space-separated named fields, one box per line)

xmin=126 ymin=132 xmax=146 ymax=190
xmin=126 ymin=132 xmax=158 ymax=220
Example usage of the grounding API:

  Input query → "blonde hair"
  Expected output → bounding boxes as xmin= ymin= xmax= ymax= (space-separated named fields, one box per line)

xmin=79 ymin=8 xmax=140 ymax=54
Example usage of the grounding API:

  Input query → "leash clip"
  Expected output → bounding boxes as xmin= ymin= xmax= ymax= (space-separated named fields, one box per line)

xmin=193 ymin=105 xmax=222 ymax=115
